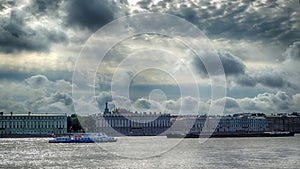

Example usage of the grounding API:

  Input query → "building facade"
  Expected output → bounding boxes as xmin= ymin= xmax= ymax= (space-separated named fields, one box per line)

xmin=95 ymin=113 xmax=171 ymax=136
xmin=266 ymin=114 xmax=300 ymax=132
xmin=92 ymin=103 xmax=300 ymax=136
xmin=171 ymin=114 xmax=269 ymax=134
xmin=0 ymin=112 xmax=67 ymax=135
xmin=94 ymin=104 xmax=171 ymax=136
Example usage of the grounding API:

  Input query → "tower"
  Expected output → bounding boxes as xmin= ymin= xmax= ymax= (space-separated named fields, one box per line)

xmin=104 ymin=102 xmax=110 ymax=114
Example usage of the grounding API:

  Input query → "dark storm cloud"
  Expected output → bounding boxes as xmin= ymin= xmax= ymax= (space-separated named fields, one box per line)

xmin=141 ymin=0 xmax=300 ymax=47
xmin=0 ymin=67 xmax=35 ymax=81
xmin=192 ymin=49 xmax=294 ymax=89
xmin=0 ymin=9 xmax=67 ymax=53
xmin=283 ymin=41 xmax=300 ymax=61
xmin=190 ymin=39 xmax=297 ymax=89
xmin=137 ymin=0 xmax=151 ymax=10
xmin=50 ymin=92 xmax=73 ymax=106
xmin=255 ymin=73 xmax=286 ymax=88
xmin=236 ymin=71 xmax=294 ymax=89
xmin=64 ymin=0 xmax=118 ymax=32
xmin=31 ymin=91 xmax=74 ymax=113
xmin=236 ymin=74 xmax=256 ymax=87
xmin=219 ymin=51 xmax=245 ymax=75
xmin=32 ymin=0 xmax=62 ymax=14
xmin=193 ymin=51 xmax=245 ymax=77
xmin=0 ymin=65 xmax=72 ymax=82
xmin=236 ymin=74 xmax=284 ymax=88
xmin=0 ymin=74 xmax=73 ymax=113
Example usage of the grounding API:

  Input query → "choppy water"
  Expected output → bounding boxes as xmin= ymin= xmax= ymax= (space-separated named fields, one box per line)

xmin=0 ymin=135 xmax=300 ymax=169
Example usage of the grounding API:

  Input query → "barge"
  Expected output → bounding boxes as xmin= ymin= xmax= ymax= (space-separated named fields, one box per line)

xmin=166 ymin=131 xmax=295 ymax=138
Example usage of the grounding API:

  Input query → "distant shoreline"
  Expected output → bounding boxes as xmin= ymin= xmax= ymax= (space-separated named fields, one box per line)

xmin=1 ymin=132 xmax=299 ymax=138
xmin=0 ymin=134 xmax=65 ymax=138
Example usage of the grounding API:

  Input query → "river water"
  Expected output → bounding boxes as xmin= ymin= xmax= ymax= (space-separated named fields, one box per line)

xmin=1 ymin=135 xmax=300 ymax=169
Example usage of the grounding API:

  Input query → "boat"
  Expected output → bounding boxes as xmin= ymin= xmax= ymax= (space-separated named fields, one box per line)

xmin=263 ymin=131 xmax=295 ymax=137
xmin=48 ymin=133 xmax=117 ymax=143
xmin=166 ymin=131 xmax=295 ymax=138
xmin=166 ymin=133 xmax=199 ymax=138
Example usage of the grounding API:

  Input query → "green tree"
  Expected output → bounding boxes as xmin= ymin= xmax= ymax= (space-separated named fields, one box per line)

xmin=67 ymin=114 xmax=84 ymax=133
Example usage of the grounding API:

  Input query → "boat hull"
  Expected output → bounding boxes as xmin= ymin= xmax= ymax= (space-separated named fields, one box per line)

xmin=166 ymin=132 xmax=295 ymax=138
xmin=48 ymin=139 xmax=116 ymax=143
xmin=48 ymin=133 xmax=117 ymax=143
xmin=48 ymin=139 xmax=94 ymax=143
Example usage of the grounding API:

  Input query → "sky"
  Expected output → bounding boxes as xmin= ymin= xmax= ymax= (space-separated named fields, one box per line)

xmin=0 ymin=0 xmax=300 ymax=115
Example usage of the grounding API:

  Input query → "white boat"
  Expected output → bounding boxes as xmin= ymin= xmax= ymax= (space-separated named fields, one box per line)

xmin=49 ymin=133 xmax=117 ymax=143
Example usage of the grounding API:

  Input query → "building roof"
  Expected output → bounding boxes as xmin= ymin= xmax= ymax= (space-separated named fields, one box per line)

xmin=0 ymin=113 xmax=66 ymax=116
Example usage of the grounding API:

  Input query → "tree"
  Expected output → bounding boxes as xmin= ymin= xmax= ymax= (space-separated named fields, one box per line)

xmin=67 ymin=114 xmax=84 ymax=133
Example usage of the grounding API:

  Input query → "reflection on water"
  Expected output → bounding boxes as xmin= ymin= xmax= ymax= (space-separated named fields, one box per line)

xmin=1 ymin=135 xmax=300 ymax=168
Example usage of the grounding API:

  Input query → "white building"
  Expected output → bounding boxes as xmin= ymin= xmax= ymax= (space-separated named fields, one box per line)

xmin=0 ymin=112 xmax=67 ymax=135
xmin=215 ymin=116 xmax=268 ymax=133
xmin=173 ymin=114 xmax=269 ymax=134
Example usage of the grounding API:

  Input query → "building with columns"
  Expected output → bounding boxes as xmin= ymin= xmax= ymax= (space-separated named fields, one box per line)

xmin=94 ymin=103 xmax=171 ymax=136
xmin=0 ymin=112 xmax=67 ymax=136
